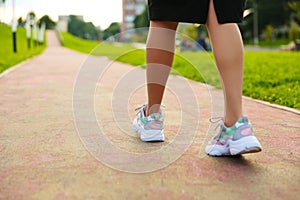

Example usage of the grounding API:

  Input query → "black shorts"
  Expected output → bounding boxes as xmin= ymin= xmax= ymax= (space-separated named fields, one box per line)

xmin=148 ymin=0 xmax=246 ymax=24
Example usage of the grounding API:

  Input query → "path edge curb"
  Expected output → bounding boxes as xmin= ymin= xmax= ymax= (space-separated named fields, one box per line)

xmin=0 ymin=58 xmax=34 ymax=79
xmin=243 ymin=96 xmax=300 ymax=115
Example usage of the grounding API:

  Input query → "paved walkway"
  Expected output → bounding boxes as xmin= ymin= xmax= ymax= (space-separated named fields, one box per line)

xmin=0 ymin=31 xmax=299 ymax=200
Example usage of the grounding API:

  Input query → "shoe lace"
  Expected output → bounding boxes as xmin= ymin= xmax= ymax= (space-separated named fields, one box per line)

xmin=209 ymin=117 xmax=223 ymax=123
xmin=209 ymin=117 xmax=224 ymax=140
xmin=209 ymin=117 xmax=223 ymax=127
xmin=134 ymin=104 xmax=146 ymax=117
xmin=134 ymin=104 xmax=146 ymax=112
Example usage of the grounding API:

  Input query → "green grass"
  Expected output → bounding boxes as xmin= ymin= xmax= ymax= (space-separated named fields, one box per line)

xmin=60 ymin=32 xmax=100 ymax=54
xmin=61 ymin=32 xmax=300 ymax=109
xmin=245 ymin=38 xmax=290 ymax=47
xmin=177 ymin=51 xmax=300 ymax=109
xmin=243 ymin=52 xmax=300 ymax=109
xmin=61 ymin=32 xmax=136 ymax=58
xmin=0 ymin=24 xmax=46 ymax=73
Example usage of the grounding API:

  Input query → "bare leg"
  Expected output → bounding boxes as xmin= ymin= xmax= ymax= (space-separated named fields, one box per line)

xmin=206 ymin=0 xmax=244 ymax=127
xmin=146 ymin=21 xmax=178 ymax=116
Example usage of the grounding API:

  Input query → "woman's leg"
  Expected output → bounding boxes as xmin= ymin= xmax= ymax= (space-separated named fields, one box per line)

xmin=146 ymin=21 xmax=178 ymax=116
xmin=206 ymin=0 xmax=244 ymax=127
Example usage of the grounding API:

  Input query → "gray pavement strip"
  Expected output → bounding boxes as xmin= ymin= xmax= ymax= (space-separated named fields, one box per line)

xmin=72 ymin=28 xmax=224 ymax=173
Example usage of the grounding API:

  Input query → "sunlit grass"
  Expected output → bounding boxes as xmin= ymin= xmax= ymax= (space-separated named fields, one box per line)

xmin=0 ymin=24 xmax=46 ymax=73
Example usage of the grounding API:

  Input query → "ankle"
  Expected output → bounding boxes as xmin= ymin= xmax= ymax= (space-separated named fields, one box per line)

xmin=224 ymin=115 xmax=242 ymax=127
xmin=146 ymin=104 xmax=161 ymax=116
xmin=145 ymin=106 xmax=150 ymax=117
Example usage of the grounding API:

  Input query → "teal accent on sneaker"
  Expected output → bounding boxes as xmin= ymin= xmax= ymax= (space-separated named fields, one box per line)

xmin=140 ymin=117 xmax=148 ymax=125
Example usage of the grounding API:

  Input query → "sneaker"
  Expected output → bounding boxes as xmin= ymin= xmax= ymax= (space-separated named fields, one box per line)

xmin=205 ymin=116 xmax=262 ymax=156
xmin=133 ymin=104 xmax=164 ymax=142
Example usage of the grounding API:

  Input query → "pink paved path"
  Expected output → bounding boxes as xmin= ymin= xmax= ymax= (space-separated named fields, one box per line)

xmin=0 ymin=31 xmax=299 ymax=199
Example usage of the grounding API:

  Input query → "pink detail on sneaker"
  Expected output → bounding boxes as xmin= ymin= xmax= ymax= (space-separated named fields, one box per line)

xmin=211 ymin=140 xmax=224 ymax=145
xmin=241 ymin=128 xmax=252 ymax=136
xmin=149 ymin=123 xmax=161 ymax=129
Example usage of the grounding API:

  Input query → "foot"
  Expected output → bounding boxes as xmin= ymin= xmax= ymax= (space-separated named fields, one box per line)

xmin=133 ymin=105 xmax=164 ymax=142
xmin=205 ymin=116 xmax=262 ymax=156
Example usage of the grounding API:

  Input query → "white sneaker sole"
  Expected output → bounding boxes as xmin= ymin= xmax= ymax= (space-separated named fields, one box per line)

xmin=229 ymin=136 xmax=262 ymax=155
xmin=206 ymin=136 xmax=262 ymax=156
xmin=133 ymin=120 xmax=164 ymax=142
xmin=205 ymin=144 xmax=230 ymax=156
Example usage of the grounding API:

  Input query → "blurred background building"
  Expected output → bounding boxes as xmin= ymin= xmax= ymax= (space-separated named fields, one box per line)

xmin=121 ymin=0 xmax=146 ymax=41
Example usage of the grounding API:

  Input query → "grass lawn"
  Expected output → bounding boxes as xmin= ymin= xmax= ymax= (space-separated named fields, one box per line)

xmin=61 ymin=32 xmax=300 ymax=109
xmin=61 ymin=32 xmax=136 ymax=58
xmin=0 ymin=24 xmax=46 ymax=73
xmin=245 ymin=38 xmax=290 ymax=48
xmin=243 ymin=52 xmax=300 ymax=109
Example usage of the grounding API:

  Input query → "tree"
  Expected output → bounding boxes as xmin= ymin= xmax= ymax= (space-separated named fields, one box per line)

xmin=68 ymin=15 xmax=84 ymax=38
xmin=27 ymin=11 xmax=37 ymax=27
xmin=17 ymin=16 xmax=25 ymax=27
xmin=38 ymin=15 xmax=56 ymax=30
xmin=103 ymin=22 xmax=120 ymax=40
xmin=133 ymin=7 xmax=149 ymax=28
xmin=289 ymin=1 xmax=300 ymax=22
xmin=245 ymin=0 xmax=289 ymax=27
xmin=83 ymin=22 xmax=98 ymax=40
xmin=28 ymin=11 xmax=36 ymax=21
xmin=242 ymin=0 xmax=295 ymax=41
xmin=263 ymin=25 xmax=275 ymax=43
xmin=185 ymin=24 xmax=198 ymax=40
xmin=289 ymin=21 xmax=300 ymax=41
xmin=67 ymin=15 xmax=101 ymax=40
